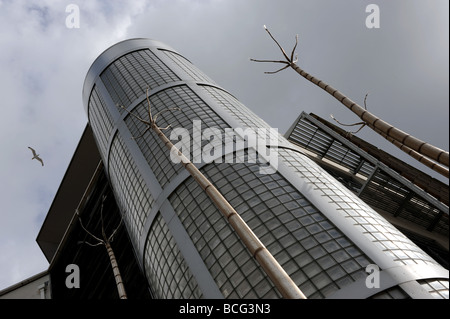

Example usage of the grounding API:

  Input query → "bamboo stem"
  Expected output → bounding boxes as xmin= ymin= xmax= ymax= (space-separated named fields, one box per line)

xmin=77 ymin=196 xmax=127 ymax=299
xmin=153 ymin=123 xmax=306 ymax=299
xmin=119 ymin=89 xmax=307 ymax=299
xmin=106 ymin=241 xmax=127 ymax=299
xmin=289 ymin=63 xmax=449 ymax=168
xmin=251 ymin=26 xmax=449 ymax=176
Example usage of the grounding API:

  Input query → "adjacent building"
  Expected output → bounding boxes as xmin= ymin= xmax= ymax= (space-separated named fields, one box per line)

xmin=285 ymin=112 xmax=449 ymax=270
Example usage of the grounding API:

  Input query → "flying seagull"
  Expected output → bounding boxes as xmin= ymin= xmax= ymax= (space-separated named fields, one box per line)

xmin=28 ymin=146 xmax=44 ymax=166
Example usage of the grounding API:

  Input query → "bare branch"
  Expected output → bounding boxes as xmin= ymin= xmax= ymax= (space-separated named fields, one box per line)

xmin=146 ymin=86 xmax=153 ymax=123
xmin=251 ymin=25 xmax=298 ymax=75
xmin=119 ymin=88 xmax=180 ymax=138
xmin=250 ymin=58 xmax=290 ymax=65
xmin=330 ymin=114 xmax=366 ymax=135
xmin=76 ymin=200 xmax=127 ymax=299
xmin=263 ymin=25 xmax=290 ymax=61
xmin=131 ymin=127 xmax=151 ymax=140
xmin=117 ymin=103 xmax=149 ymax=124
xmin=350 ymin=123 xmax=366 ymax=135
xmin=330 ymin=93 xmax=370 ymax=134
xmin=330 ymin=114 xmax=366 ymax=127
xmin=153 ymin=107 xmax=181 ymax=124
xmin=265 ymin=64 xmax=291 ymax=74
xmin=290 ymin=34 xmax=299 ymax=62
xmin=252 ymin=27 xmax=449 ymax=172
xmin=100 ymin=195 xmax=107 ymax=241
xmin=82 ymin=241 xmax=104 ymax=247
xmin=108 ymin=218 xmax=123 ymax=243
xmin=75 ymin=209 xmax=104 ymax=244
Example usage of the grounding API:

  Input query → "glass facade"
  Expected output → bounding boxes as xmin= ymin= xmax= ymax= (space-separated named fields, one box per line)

xmin=170 ymin=158 xmax=372 ymax=298
xmin=83 ymin=39 xmax=448 ymax=299
xmin=144 ymin=214 xmax=203 ymax=298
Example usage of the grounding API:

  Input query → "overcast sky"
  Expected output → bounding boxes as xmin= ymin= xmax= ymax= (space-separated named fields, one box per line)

xmin=0 ymin=0 xmax=448 ymax=291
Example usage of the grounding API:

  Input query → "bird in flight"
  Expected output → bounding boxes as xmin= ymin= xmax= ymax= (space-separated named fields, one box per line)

xmin=28 ymin=147 xmax=44 ymax=166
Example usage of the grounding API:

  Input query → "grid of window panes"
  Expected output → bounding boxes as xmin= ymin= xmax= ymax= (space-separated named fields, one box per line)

xmin=287 ymin=113 xmax=448 ymax=237
xmin=278 ymin=148 xmax=439 ymax=268
xmin=124 ymin=85 xmax=230 ymax=188
xmin=161 ymin=50 xmax=216 ymax=84
xmin=108 ymin=134 xmax=154 ymax=246
xmin=169 ymin=175 xmax=280 ymax=298
xmin=404 ymin=196 xmax=448 ymax=236
xmin=360 ymin=170 xmax=448 ymax=236
xmin=418 ymin=279 xmax=449 ymax=299
xmin=100 ymin=49 xmax=180 ymax=110
xmin=370 ymin=286 xmax=410 ymax=299
xmin=201 ymin=85 xmax=288 ymax=146
xmin=144 ymin=213 xmax=203 ymax=299
xmin=287 ymin=115 xmax=376 ymax=178
xmin=88 ymin=85 xmax=114 ymax=155
xmin=169 ymin=152 xmax=373 ymax=298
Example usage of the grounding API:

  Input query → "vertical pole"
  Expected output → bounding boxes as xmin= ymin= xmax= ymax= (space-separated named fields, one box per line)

xmin=105 ymin=241 xmax=128 ymax=299
xmin=153 ymin=124 xmax=306 ymax=299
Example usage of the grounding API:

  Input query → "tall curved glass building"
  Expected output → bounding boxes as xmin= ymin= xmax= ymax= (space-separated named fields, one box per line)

xmin=82 ymin=38 xmax=448 ymax=299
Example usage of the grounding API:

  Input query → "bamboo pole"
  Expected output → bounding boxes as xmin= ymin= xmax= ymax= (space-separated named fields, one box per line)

xmin=367 ymin=123 xmax=449 ymax=178
xmin=290 ymin=64 xmax=449 ymax=168
xmin=154 ymin=124 xmax=306 ymax=299
xmin=119 ymin=89 xmax=306 ymax=299
xmin=76 ymin=196 xmax=127 ymax=299
xmin=330 ymin=107 xmax=449 ymax=178
xmin=251 ymin=26 xmax=449 ymax=175
xmin=105 ymin=241 xmax=127 ymax=299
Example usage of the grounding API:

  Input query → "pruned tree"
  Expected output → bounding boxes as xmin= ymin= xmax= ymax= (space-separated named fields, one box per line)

xmin=251 ymin=26 xmax=449 ymax=178
xmin=76 ymin=195 xmax=127 ymax=299
xmin=117 ymin=88 xmax=306 ymax=299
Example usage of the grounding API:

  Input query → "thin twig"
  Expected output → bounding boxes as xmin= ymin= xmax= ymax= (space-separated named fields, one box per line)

xmin=330 ymin=93 xmax=369 ymax=134
xmin=100 ymin=195 xmax=107 ymax=241
xmin=108 ymin=218 xmax=123 ymax=243
xmin=122 ymin=86 xmax=307 ymax=298
xmin=250 ymin=25 xmax=298 ymax=74
xmin=82 ymin=241 xmax=104 ymax=247
xmin=153 ymin=107 xmax=181 ymax=124
xmin=76 ymin=209 xmax=104 ymax=244
xmin=117 ymin=87 xmax=181 ymax=138
xmin=251 ymin=25 xmax=450 ymax=173
xmin=76 ymin=196 xmax=128 ymax=299
xmin=146 ymin=86 xmax=153 ymax=122
xmin=263 ymin=25 xmax=290 ymax=61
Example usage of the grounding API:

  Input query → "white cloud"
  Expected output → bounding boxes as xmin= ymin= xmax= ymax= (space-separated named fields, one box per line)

xmin=0 ymin=0 xmax=150 ymax=290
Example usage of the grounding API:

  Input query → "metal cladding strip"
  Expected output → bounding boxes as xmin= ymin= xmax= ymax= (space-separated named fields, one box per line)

xmin=274 ymin=155 xmax=448 ymax=298
xmin=84 ymin=52 xmax=224 ymax=299
xmin=275 ymin=157 xmax=398 ymax=269
xmin=93 ymin=79 xmax=122 ymax=175
xmin=188 ymin=83 xmax=294 ymax=149
xmin=111 ymin=97 xmax=224 ymax=298
xmin=158 ymin=201 xmax=224 ymax=298
xmin=187 ymin=78 xmax=447 ymax=294
xmin=141 ymin=47 xmax=448 ymax=297
xmin=138 ymin=140 xmax=281 ymax=251
xmin=326 ymin=263 xmax=449 ymax=299
xmin=82 ymin=38 xmax=180 ymax=115
xmin=83 ymin=38 xmax=448 ymax=299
